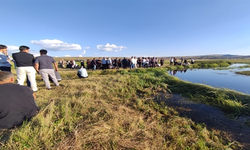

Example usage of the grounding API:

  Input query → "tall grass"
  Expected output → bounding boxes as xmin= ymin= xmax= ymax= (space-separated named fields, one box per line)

xmin=0 ymin=68 xmax=248 ymax=149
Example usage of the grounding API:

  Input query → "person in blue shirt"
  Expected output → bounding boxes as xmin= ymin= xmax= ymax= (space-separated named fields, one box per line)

xmin=0 ymin=44 xmax=12 ymax=72
xmin=101 ymin=57 xmax=107 ymax=70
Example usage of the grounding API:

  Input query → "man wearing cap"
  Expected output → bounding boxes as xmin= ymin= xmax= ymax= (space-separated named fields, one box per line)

xmin=0 ymin=71 xmax=39 ymax=130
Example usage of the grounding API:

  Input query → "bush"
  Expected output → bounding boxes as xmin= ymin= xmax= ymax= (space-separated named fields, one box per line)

xmin=192 ymin=64 xmax=199 ymax=68
xmin=212 ymin=64 xmax=219 ymax=67
xmin=177 ymin=65 xmax=184 ymax=70
xmin=219 ymin=63 xmax=230 ymax=67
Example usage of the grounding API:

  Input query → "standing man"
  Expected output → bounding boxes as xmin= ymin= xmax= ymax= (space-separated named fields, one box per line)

xmin=12 ymin=45 xmax=38 ymax=92
xmin=130 ymin=56 xmax=135 ymax=69
xmin=91 ymin=58 xmax=97 ymax=70
xmin=34 ymin=49 xmax=59 ymax=90
xmin=80 ymin=60 xmax=85 ymax=68
xmin=160 ymin=58 xmax=164 ymax=66
xmin=0 ymin=44 xmax=12 ymax=72
xmin=101 ymin=57 xmax=106 ymax=70
xmin=134 ymin=56 xmax=137 ymax=68
xmin=106 ymin=57 xmax=111 ymax=69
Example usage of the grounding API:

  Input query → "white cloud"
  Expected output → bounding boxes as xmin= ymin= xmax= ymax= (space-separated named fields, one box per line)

xmin=31 ymin=39 xmax=81 ymax=51
xmin=79 ymin=55 xmax=83 ymax=57
xmin=65 ymin=55 xmax=71 ymax=57
xmin=7 ymin=45 xmax=40 ymax=57
xmin=30 ymin=50 xmax=40 ymax=57
xmin=97 ymin=43 xmax=126 ymax=52
xmin=81 ymin=50 xmax=86 ymax=55
xmin=7 ymin=45 xmax=19 ymax=53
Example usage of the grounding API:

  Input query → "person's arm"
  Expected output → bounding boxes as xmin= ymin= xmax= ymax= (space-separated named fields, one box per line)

xmin=3 ymin=50 xmax=11 ymax=62
xmin=34 ymin=63 xmax=39 ymax=72
xmin=54 ymin=62 xmax=58 ymax=71
xmin=33 ymin=93 xmax=36 ymax=99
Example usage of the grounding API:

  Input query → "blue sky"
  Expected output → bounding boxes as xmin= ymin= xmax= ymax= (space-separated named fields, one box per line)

xmin=1 ymin=0 xmax=250 ymax=57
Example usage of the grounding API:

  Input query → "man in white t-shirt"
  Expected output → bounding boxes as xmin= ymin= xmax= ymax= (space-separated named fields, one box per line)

xmin=130 ymin=56 xmax=135 ymax=69
xmin=77 ymin=66 xmax=88 ymax=78
xmin=134 ymin=56 xmax=137 ymax=68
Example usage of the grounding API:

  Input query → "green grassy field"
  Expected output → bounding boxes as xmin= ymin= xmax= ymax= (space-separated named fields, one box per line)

xmin=1 ymin=66 xmax=250 ymax=149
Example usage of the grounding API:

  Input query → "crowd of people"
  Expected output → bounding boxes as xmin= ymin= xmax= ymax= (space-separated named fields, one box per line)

xmin=0 ymin=45 xmax=60 ymax=91
xmin=58 ymin=57 xmax=165 ymax=70
xmin=0 ymin=44 xmax=60 ymax=130
xmin=0 ymin=43 xmax=195 ymax=130
xmin=169 ymin=57 xmax=194 ymax=66
xmin=58 ymin=56 xmax=195 ymax=71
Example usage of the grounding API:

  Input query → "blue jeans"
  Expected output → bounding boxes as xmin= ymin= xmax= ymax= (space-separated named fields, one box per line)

xmin=93 ymin=65 xmax=96 ymax=70
xmin=130 ymin=63 xmax=135 ymax=69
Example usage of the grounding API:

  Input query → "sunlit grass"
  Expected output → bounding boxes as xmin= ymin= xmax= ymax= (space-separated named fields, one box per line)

xmin=1 ymin=67 xmax=249 ymax=149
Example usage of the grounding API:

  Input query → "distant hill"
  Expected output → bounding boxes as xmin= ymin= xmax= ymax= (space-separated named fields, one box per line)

xmin=163 ymin=54 xmax=250 ymax=60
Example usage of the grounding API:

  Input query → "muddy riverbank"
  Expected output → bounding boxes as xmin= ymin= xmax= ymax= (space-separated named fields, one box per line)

xmin=155 ymin=94 xmax=250 ymax=149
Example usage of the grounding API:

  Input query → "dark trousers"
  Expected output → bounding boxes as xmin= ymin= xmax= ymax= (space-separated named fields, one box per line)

xmin=102 ymin=64 xmax=106 ymax=70
xmin=0 ymin=67 xmax=11 ymax=72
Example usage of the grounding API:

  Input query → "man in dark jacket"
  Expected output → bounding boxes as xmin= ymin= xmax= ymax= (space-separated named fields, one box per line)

xmin=0 ymin=71 xmax=39 ymax=130
xmin=122 ymin=57 xmax=127 ymax=69
xmin=12 ymin=45 xmax=38 ymax=91
xmin=91 ymin=58 xmax=97 ymax=70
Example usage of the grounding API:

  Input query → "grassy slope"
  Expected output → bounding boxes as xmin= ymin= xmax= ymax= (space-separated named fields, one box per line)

xmin=1 ymin=68 xmax=250 ymax=149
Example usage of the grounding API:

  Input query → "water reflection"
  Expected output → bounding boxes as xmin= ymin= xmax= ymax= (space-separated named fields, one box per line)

xmin=168 ymin=64 xmax=250 ymax=94
xmin=170 ymin=69 xmax=187 ymax=75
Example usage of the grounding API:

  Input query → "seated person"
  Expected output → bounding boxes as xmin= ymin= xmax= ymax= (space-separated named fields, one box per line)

xmin=0 ymin=71 xmax=39 ymax=130
xmin=183 ymin=59 xmax=190 ymax=66
xmin=77 ymin=66 xmax=88 ymax=78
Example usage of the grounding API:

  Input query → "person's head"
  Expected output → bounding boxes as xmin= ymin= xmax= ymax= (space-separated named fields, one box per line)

xmin=0 ymin=71 xmax=14 ymax=84
xmin=19 ymin=45 xmax=30 ymax=52
xmin=40 ymin=49 xmax=48 ymax=55
xmin=0 ymin=44 xmax=7 ymax=54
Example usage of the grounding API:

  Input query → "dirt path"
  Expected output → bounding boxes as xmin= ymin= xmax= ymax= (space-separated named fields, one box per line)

xmin=155 ymin=94 xmax=250 ymax=149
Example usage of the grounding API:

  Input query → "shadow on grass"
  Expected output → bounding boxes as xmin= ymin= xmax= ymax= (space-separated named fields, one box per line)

xmin=154 ymin=94 xmax=250 ymax=149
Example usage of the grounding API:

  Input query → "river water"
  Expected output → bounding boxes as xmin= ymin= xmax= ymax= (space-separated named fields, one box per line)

xmin=170 ymin=64 xmax=250 ymax=94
